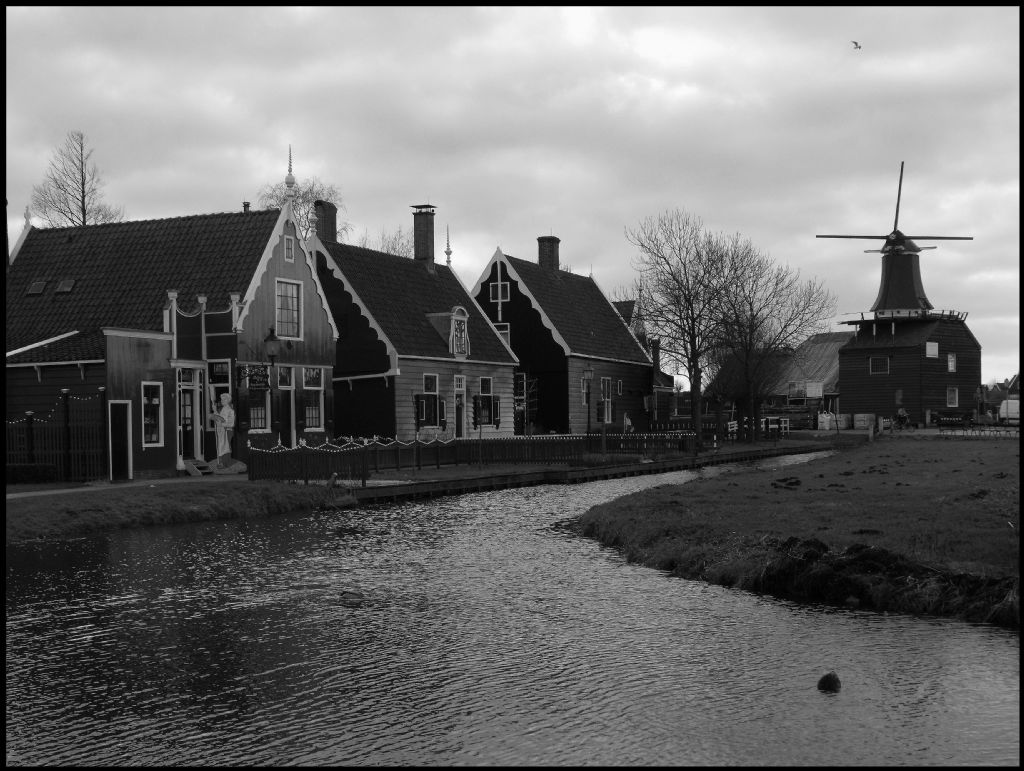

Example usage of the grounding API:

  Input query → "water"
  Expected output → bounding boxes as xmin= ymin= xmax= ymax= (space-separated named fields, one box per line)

xmin=5 ymin=455 xmax=1019 ymax=765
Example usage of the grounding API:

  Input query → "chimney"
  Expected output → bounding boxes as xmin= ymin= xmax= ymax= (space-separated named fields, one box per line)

xmin=412 ymin=204 xmax=435 ymax=266
xmin=650 ymin=338 xmax=661 ymax=374
xmin=243 ymin=201 xmax=250 ymax=213
xmin=314 ymin=199 xmax=338 ymax=243
xmin=538 ymin=235 xmax=560 ymax=270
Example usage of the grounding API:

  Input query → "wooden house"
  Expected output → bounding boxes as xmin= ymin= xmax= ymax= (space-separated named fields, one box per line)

xmin=310 ymin=202 xmax=518 ymax=441
xmin=765 ymin=331 xmax=854 ymax=418
xmin=5 ymin=165 xmax=338 ymax=480
xmin=471 ymin=237 xmax=656 ymax=435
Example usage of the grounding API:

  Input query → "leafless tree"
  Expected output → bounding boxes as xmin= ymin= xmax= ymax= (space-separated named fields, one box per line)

xmin=356 ymin=225 xmax=414 ymax=258
xmin=258 ymin=176 xmax=351 ymax=241
xmin=714 ymin=242 xmax=837 ymax=441
xmin=30 ymin=131 xmax=125 ymax=227
xmin=609 ymin=285 xmax=649 ymax=350
xmin=626 ymin=209 xmax=733 ymax=446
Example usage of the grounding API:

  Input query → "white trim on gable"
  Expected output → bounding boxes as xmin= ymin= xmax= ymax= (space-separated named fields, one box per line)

xmin=490 ymin=254 xmax=571 ymax=356
xmin=6 ymin=330 xmax=80 ymax=357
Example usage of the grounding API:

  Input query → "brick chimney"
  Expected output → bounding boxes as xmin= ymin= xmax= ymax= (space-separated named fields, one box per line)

xmin=412 ymin=204 xmax=435 ymax=268
xmin=538 ymin=235 xmax=560 ymax=270
xmin=314 ymin=199 xmax=338 ymax=243
xmin=243 ymin=201 xmax=250 ymax=213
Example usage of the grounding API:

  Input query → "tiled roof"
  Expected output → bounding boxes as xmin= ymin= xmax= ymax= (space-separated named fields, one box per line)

xmin=322 ymin=243 xmax=516 ymax=364
xmin=505 ymin=256 xmax=650 ymax=364
xmin=6 ymin=210 xmax=281 ymax=365
xmin=767 ymin=331 xmax=854 ymax=395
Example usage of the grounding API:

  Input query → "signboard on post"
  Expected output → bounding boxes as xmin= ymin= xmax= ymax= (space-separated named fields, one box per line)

xmin=246 ymin=370 xmax=270 ymax=391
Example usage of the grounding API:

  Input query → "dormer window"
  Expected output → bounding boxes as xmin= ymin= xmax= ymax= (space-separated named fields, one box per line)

xmin=449 ymin=306 xmax=469 ymax=357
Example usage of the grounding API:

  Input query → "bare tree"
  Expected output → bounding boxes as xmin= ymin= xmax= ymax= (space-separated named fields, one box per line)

xmin=626 ymin=209 xmax=733 ymax=447
xmin=356 ymin=224 xmax=414 ymax=258
xmin=30 ymin=131 xmax=125 ymax=227
xmin=714 ymin=243 xmax=837 ymax=441
xmin=258 ymin=176 xmax=351 ymax=241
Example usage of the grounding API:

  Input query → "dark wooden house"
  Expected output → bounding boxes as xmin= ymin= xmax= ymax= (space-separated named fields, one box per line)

xmin=6 ymin=167 xmax=338 ymax=480
xmin=471 ymin=237 xmax=656 ymax=435
xmin=310 ymin=202 xmax=518 ymax=441
xmin=765 ymin=331 xmax=854 ymax=417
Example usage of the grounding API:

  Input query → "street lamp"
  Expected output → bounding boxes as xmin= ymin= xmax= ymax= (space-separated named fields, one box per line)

xmin=583 ymin=364 xmax=593 ymax=449
xmin=237 ymin=327 xmax=282 ymax=380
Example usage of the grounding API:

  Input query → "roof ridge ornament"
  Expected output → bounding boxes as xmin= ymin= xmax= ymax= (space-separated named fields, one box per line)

xmin=285 ymin=145 xmax=296 ymax=201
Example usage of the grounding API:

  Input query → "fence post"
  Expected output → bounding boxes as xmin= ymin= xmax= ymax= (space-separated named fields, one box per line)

xmin=61 ymin=388 xmax=72 ymax=481
xmin=98 ymin=387 xmax=108 ymax=478
xmin=25 ymin=411 xmax=35 ymax=464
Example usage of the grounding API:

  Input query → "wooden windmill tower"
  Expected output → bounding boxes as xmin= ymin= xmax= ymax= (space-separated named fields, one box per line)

xmin=817 ymin=163 xmax=982 ymax=425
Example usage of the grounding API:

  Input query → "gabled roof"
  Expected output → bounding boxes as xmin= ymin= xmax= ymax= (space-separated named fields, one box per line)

xmin=501 ymin=254 xmax=650 ymax=365
xmin=6 ymin=210 xmax=282 ymax=365
xmin=767 ymin=331 xmax=854 ymax=396
xmin=319 ymin=242 xmax=516 ymax=364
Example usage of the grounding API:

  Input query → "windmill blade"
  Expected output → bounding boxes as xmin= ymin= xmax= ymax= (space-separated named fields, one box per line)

xmin=902 ymin=236 xmax=974 ymax=241
xmin=916 ymin=246 xmax=938 ymax=250
xmin=894 ymin=161 xmax=904 ymax=231
xmin=817 ymin=234 xmax=888 ymax=239
xmin=863 ymin=249 xmax=884 ymax=253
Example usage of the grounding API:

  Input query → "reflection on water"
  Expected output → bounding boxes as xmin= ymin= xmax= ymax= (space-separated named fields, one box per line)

xmin=6 ymin=456 xmax=1020 ymax=765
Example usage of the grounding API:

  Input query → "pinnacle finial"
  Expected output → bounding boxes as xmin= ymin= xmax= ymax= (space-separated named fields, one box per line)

xmin=444 ymin=225 xmax=452 ymax=266
xmin=288 ymin=145 xmax=293 ymax=175
xmin=285 ymin=145 xmax=296 ymax=198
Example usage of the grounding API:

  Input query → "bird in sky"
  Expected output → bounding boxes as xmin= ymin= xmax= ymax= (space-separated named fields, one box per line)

xmin=852 ymin=40 xmax=862 ymax=50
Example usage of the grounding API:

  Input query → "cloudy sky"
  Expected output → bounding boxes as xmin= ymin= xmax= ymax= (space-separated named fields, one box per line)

xmin=6 ymin=6 xmax=1019 ymax=384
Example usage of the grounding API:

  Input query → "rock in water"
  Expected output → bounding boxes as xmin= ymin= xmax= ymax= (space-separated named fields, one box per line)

xmin=817 ymin=670 xmax=841 ymax=692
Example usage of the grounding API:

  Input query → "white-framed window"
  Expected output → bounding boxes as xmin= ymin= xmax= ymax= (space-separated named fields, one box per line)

xmin=141 ymin=381 xmax=164 ymax=447
xmin=284 ymin=236 xmax=295 ymax=263
xmin=207 ymin=360 xmax=232 ymax=429
xmin=869 ymin=356 xmax=889 ymax=375
xmin=278 ymin=366 xmax=294 ymax=389
xmin=600 ymin=377 xmax=612 ymax=423
xmin=449 ymin=306 xmax=469 ymax=356
xmin=617 ymin=379 xmax=623 ymax=396
xmin=947 ymin=353 xmax=957 ymax=373
xmin=946 ymin=387 xmax=959 ymax=408
xmin=303 ymin=367 xmax=324 ymax=430
xmin=926 ymin=341 xmax=939 ymax=358
xmin=454 ymin=375 xmax=466 ymax=393
xmin=418 ymin=373 xmax=440 ymax=428
xmin=494 ymin=322 xmax=510 ymax=346
xmin=477 ymin=376 xmax=498 ymax=426
xmin=581 ymin=376 xmax=590 ymax=406
xmin=276 ymin=279 xmax=301 ymax=338
xmin=246 ymin=365 xmax=271 ymax=431
xmin=490 ymin=281 xmax=509 ymax=302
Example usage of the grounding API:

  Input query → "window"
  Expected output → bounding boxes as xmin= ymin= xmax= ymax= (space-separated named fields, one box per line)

xmin=947 ymin=353 xmax=957 ymax=373
xmin=477 ymin=377 xmax=499 ymax=426
xmin=284 ymin=236 xmax=295 ymax=263
xmin=26 ymin=281 xmax=46 ymax=295
xmin=303 ymin=367 xmax=324 ymax=430
xmin=141 ymin=382 xmax=164 ymax=446
xmin=617 ymin=379 xmax=623 ymax=396
xmin=494 ymin=322 xmax=510 ymax=346
xmin=926 ymin=341 xmax=939 ymax=358
xmin=449 ymin=307 xmax=469 ymax=356
xmin=869 ymin=356 xmax=889 ymax=375
xmin=246 ymin=365 xmax=271 ymax=431
xmin=417 ymin=374 xmax=440 ymax=428
xmin=276 ymin=279 xmax=301 ymax=338
xmin=581 ymin=376 xmax=590 ymax=406
xmin=600 ymin=377 xmax=613 ymax=423
xmin=490 ymin=281 xmax=509 ymax=302
xmin=55 ymin=279 xmax=76 ymax=293
xmin=454 ymin=375 xmax=466 ymax=392
xmin=947 ymin=387 xmax=959 ymax=408
xmin=278 ymin=366 xmax=293 ymax=389
xmin=207 ymin=360 xmax=231 ymax=427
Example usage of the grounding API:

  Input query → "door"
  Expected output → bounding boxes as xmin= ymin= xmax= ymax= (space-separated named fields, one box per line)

xmin=179 ymin=388 xmax=196 ymax=459
xmin=455 ymin=394 xmax=465 ymax=439
xmin=109 ymin=401 xmax=131 ymax=481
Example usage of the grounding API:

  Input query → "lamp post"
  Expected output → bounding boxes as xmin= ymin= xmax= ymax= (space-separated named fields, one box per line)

xmin=583 ymin=364 xmax=593 ymax=451
xmin=236 ymin=327 xmax=283 ymax=441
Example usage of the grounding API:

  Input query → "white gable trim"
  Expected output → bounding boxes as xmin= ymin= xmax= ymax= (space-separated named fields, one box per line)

xmin=6 ymin=330 xmax=80 ymax=357
xmin=493 ymin=253 xmax=571 ymax=355
xmin=450 ymin=264 xmax=519 ymax=364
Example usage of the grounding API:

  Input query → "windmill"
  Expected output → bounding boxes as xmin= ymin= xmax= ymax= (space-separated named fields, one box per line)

xmin=817 ymin=162 xmax=973 ymax=313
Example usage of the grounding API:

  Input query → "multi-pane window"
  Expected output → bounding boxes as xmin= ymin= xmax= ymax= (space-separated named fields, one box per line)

xmin=490 ymin=281 xmax=509 ymax=302
xmin=600 ymin=377 xmax=612 ymax=423
xmin=285 ymin=236 xmax=295 ymax=263
xmin=450 ymin=308 xmax=469 ymax=356
xmin=494 ymin=322 xmax=510 ymax=346
xmin=947 ymin=353 xmax=957 ymax=373
xmin=141 ymin=382 xmax=163 ymax=446
xmin=946 ymin=387 xmax=959 ymax=408
xmin=478 ymin=376 xmax=497 ymax=425
xmin=869 ymin=356 xmax=889 ymax=375
xmin=207 ymin=360 xmax=231 ymax=428
xmin=926 ymin=341 xmax=939 ymax=358
xmin=278 ymin=366 xmax=293 ymax=389
xmin=419 ymin=374 xmax=440 ymax=427
xmin=581 ymin=376 xmax=590 ymax=406
xmin=276 ymin=279 xmax=301 ymax=338
xmin=247 ymin=365 xmax=270 ymax=430
xmin=303 ymin=367 xmax=323 ymax=430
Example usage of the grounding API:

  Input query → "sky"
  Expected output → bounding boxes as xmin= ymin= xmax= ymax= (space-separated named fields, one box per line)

xmin=6 ymin=6 xmax=1020 ymax=386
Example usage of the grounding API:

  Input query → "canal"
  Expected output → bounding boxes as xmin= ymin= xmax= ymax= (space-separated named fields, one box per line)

xmin=5 ymin=455 xmax=1019 ymax=765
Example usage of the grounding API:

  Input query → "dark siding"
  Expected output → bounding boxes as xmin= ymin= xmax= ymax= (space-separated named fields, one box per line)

xmin=5 ymin=364 xmax=107 ymax=420
xmin=335 ymin=376 xmax=396 ymax=439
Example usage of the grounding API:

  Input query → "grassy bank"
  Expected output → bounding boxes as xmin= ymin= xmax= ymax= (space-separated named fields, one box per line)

xmin=571 ymin=437 xmax=1019 ymax=629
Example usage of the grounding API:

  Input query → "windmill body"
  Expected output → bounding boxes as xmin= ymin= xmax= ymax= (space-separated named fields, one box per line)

xmin=817 ymin=163 xmax=982 ymax=425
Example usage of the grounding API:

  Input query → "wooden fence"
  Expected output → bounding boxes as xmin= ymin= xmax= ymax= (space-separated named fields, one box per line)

xmin=6 ymin=391 xmax=107 ymax=482
xmin=247 ymin=431 xmax=700 ymax=485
